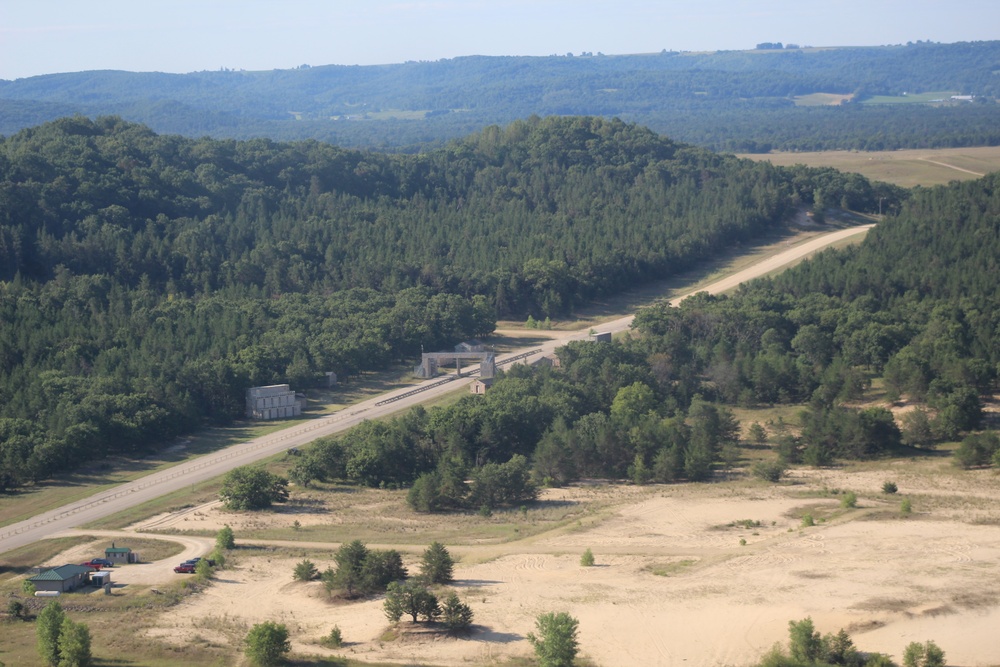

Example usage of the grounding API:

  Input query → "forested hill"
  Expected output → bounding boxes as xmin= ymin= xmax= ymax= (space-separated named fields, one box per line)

xmin=627 ymin=172 xmax=1000 ymax=464
xmin=277 ymin=173 xmax=1000 ymax=500
xmin=0 ymin=115 xmax=897 ymax=490
xmin=0 ymin=115 xmax=900 ymax=315
xmin=2 ymin=41 xmax=1000 ymax=152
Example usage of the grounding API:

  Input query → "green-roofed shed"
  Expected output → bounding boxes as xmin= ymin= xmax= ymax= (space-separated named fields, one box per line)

xmin=105 ymin=543 xmax=135 ymax=564
xmin=28 ymin=564 xmax=94 ymax=592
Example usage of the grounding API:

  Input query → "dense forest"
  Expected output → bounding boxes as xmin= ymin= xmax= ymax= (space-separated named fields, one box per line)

xmin=0 ymin=115 xmax=899 ymax=491
xmin=288 ymin=171 xmax=1000 ymax=501
xmin=2 ymin=41 xmax=999 ymax=152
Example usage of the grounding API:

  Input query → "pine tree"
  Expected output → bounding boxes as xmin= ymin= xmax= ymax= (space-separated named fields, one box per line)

xmin=420 ymin=542 xmax=455 ymax=584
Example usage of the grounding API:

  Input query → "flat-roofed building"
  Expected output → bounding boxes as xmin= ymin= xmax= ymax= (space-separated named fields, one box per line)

xmin=246 ymin=384 xmax=303 ymax=420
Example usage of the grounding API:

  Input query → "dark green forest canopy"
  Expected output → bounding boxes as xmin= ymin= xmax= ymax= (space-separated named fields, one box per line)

xmin=2 ymin=41 xmax=1000 ymax=152
xmin=297 ymin=173 xmax=1000 ymax=497
xmin=0 ymin=115 xmax=900 ymax=313
xmin=0 ymin=115 xmax=899 ymax=491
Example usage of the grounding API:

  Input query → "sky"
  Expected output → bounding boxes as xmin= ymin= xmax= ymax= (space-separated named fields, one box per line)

xmin=1 ymin=0 xmax=998 ymax=80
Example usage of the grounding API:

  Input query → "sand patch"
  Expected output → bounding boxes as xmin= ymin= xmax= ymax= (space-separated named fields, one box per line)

xmin=139 ymin=461 xmax=1000 ymax=666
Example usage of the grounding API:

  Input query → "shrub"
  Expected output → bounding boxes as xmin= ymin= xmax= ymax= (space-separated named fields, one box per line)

xmin=195 ymin=558 xmax=214 ymax=579
xmin=244 ymin=621 xmax=290 ymax=667
xmin=580 ymin=548 xmax=595 ymax=567
xmin=326 ymin=626 xmax=343 ymax=648
xmin=801 ymin=514 xmax=815 ymax=527
xmin=882 ymin=480 xmax=898 ymax=494
xmin=953 ymin=432 xmax=1000 ymax=469
xmin=752 ymin=459 xmax=787 ymax=483
xmin=901 ymin=498 xmax=912 ymax=515
xmin=293 ymin=559 xmax=319 ymax=582
xmin=7 ymin=599 xmax=25 ymax=620
xmin=903 ymin=640 xmax=945 ymax=667
xmin=216 ymin=524 xmax=235 ymax=550
xmin=840 ymin=491 xmax=857 ymax=509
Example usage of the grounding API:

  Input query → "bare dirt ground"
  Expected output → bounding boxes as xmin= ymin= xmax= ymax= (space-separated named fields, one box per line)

xmin=72 ymin=458 xmax=1000 ymax=667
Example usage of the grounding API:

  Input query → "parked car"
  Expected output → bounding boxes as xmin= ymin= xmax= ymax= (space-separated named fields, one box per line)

xmin=173 ymin=563 xmax=196 ymax=574
xmin=182 ymin=557 xmax=216 ymax=567
xmin=86 ymin=558 xmax=114 ymax=568
xmin=80 ymin=561 xmax=102 ymax=570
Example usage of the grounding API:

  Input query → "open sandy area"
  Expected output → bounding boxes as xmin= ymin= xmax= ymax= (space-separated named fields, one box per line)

xmin=84 ymin=457 xmax=1000 ymax=667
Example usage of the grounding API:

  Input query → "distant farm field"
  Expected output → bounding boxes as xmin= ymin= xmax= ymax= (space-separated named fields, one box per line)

xmin=738 ymin=146 xmax=1000 ymax=187
xmin=862 ymin=90 xmax=957 ymax=104
xmin=792 ymin=92 xmax=854 ymax=106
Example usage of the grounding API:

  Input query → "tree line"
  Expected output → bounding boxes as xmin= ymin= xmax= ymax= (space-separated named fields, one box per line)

xmin=289 ymin=172 xmax=1000 ymax=495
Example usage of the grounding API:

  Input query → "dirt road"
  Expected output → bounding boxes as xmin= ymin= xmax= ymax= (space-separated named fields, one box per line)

xmin=0 ymin=224 xmax=872 ymax=556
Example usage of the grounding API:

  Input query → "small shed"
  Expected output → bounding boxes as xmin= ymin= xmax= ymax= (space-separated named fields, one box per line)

xmin=590 ymin=332 xmax=612 ymax=343
xmin=470 ymin=377 xmax=495 ymax=394
xmin=105 ymin=544 xmax=134 ymax=564
xmin=28 ymin=564 xmax=95 ymax=593
xmin=529 ymin=354 xmax=561 ymax=369
xmin=455 ymin=340 xmax=485 ymax=353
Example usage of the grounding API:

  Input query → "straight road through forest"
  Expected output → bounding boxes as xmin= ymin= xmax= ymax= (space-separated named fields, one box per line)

xmin=0 ymin=224 xmax=873 ymax=556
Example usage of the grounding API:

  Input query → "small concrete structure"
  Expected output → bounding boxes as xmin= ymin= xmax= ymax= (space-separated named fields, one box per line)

xmin=590 ymin=332 xmax=612 ymax=343
xmin=455 ymin=340 xmax=486 ymax=353
xmin=28 ymin=564 xmax=95 ymax=593
xmin=471 ymin=378 xmax=495 ymax=394
xmin=246 ymin=384 xmax=303 ymax=420
xmin=529 ymin=354 xmax=561 ymax=369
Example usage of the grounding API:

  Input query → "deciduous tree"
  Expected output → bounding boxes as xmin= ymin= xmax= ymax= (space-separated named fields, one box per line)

xmin=219 ymin=466 xmax=289 ymax=510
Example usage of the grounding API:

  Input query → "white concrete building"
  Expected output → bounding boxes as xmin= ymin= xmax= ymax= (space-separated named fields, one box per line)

xmin=246 ymin=384 xmax=303 ymax=420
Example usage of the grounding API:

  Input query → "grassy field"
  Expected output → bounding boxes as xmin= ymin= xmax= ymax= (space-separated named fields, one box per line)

xmin=862 ymin=90 xmax=957 ymax=104
xmin=792 ymin=92 xmax=853 ymax=106
xmin=738 ymin=145 xmax=1000 ymax=187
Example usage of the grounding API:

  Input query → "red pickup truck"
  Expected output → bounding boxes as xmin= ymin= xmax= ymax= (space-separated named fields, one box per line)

xmin=173 ymin=563 xmax=196 ymax=574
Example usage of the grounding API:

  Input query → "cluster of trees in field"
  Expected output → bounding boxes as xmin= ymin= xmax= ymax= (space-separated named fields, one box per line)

xmin=759 ymin=617 xmax=944 ymax=666
xmin=0 ymin=115 xmax=901 ymax=492
xmin=290 ymin=171 xmax=1000 ymax=494
xmin=2 ymin=42 xmax=999 ymax=153
xmin=292 ymin=541 xmax=472 ymax=628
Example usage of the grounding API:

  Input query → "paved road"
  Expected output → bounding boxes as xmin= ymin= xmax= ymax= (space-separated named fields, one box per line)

xmin=0 ymin=224 xmax=872 ymax=556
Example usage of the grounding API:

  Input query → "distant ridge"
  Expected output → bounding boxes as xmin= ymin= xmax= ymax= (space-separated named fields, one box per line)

xmin=2 ymin=41 xmax=1000 ymax=152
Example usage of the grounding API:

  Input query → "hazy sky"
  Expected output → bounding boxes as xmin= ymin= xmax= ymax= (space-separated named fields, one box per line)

xmin=2 ymin=0 xmax=998 ymax=80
